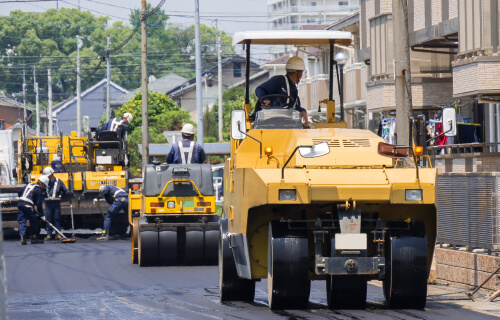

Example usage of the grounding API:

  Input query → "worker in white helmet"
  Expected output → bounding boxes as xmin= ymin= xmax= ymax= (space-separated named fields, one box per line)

xmin=166 ymin=123 xmax=206 ymax=164
xmin=254 ymin=56 xmax=308 ymax=125
xmin=98 ymin=112 xmax=133 ymax=141
xmin=42 ymin=166 xmax=69 ymax=240
xmin=17 ymin=175 xmax=49 ymax=244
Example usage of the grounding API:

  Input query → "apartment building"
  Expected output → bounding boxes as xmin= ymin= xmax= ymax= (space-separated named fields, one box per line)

xmin=268 ymin=0 xmax=360 ymax=30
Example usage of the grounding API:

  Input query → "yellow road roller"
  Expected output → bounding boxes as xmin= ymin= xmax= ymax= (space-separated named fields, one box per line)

xmin=219 ymin=30 xmax=444 ymax=310
xmin=130 ymin=163 xmax=219 ymax=266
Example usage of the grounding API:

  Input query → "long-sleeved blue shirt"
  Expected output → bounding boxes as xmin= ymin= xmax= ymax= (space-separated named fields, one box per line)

xmin=18 ymin=183 xmax=44 ymax=214
xmin=99 ymin=118 xmax=127 ymax=140
xmin=45 ymin=178 xmax=70 ymax=202
xmin=166 ymin=139 xmax=206 ymax=164
xmin=255 ymin=75 xmax=305 ymax=113
xmin=97 ymin=185 xmax=128 ymax=205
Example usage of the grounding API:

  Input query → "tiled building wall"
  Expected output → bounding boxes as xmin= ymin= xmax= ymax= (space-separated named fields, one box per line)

xmin=413 ymin=0 xmax=426 ymax=30
xmin=453 ymin=60 xmax=500 ymax=96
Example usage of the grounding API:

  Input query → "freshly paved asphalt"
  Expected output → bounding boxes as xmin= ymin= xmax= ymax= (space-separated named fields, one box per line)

xmin=4 ymin=236 xmax=499 ymax=320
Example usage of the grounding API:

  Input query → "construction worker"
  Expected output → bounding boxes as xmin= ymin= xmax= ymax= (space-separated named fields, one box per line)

xmin=166 ymin=123 xmax=206 ymax=164
xmin=99 ymin=112 xmax=133 ymax=140
xmin=17 ymin=175 xmax=49 ymax=245
xmin=254 ymin=56 xmax=308 ymax=125
xmin=93 ymin=185 xmax=128 ymax=241
xmin=42 ymin=167 xmax=69 ymax=240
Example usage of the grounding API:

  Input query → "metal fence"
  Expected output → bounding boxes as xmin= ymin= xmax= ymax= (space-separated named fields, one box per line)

xmin=436 ymin=173 xmax=500 ymax=251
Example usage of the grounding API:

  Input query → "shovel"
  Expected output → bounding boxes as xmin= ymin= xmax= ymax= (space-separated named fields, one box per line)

xmin=39 ymin=214 xmax=76 ymax=243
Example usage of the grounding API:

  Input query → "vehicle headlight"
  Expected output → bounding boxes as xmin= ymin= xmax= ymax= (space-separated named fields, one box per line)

xmin=167 ymin=201 xmax=175 ymax=208
xmin=279 ymin=189 xmax=296 ymax=201
xmin=405 ymin=189 xmax=423 ymax=201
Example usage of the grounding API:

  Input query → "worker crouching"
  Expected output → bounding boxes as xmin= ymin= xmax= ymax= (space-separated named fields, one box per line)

xmin=17 ymin=175 xmax=49 ymax=244
xmin=94 ymin=185 xmax=129 ymax=241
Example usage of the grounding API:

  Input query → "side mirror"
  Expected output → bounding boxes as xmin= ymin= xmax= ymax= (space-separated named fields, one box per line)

xmin=442 ymin=107 xmax=457 ymax=137
xmin=231 ymin=110 xmax=247 ymax=140
xmin=298 ymin=142 xmax=330 ymax=158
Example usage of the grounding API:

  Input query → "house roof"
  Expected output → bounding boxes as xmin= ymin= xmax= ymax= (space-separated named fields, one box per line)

xmin=111 ymin=73 xmax=188 ymax=106
xmin=0 ymin=91 xmax=35 ymax=112
xmin=325 ymin=12 xmax=359 ymax=31
xmin=53 ymin=79 xmax=128 ymax=116
xmin=228 ymin=70 xmax=269 ymax=89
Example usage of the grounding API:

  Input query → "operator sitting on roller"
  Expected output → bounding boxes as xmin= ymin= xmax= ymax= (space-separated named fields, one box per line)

xmin=17 ymin=175 xmax=49 ymax=245
xmin=98 ymin=112 xmax=133 ymax=140
xmin=254 ymin=56 xmax=308 ymax=125
xmin=42 ymin=167 xmax=69 ymax=240
xmin=166 ymin=123 xmax=206 ymax=164
xmin=93 ymin=185 xmax=128 ymax=241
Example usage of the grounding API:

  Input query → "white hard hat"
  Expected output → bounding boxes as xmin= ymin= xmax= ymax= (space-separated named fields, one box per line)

xmin=43 ymin=166 xmax=54 ymax=176
xmin=38 ymin=175 xmax=49 ymax=186
xmin=286 ymin=56 xmax=305 ymax=72
xmin=181 ymin=123 xmax=195 ymax=135
xmin=123 ymin=112 xmax=133 ymax=123
xmin=99 ymin=185 xmax=106 ymax=192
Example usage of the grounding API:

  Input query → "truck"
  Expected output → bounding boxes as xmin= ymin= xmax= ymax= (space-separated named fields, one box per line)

xmin=1 ymin=127 xmax=131 ymax=234
xmin=219 ymin=30 xmax=447 ymax=310
xmin=129 ymin=163 xmax=219 ymax=266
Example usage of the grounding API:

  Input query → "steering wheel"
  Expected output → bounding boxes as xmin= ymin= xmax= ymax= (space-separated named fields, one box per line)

xmin=260 ymin=94 xmax=295 ymax=109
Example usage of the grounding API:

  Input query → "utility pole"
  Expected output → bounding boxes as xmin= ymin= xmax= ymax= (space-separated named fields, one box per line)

xmin=76 ymin=35 xmax=82 ymax=137
xmin=106 ymin=35 xmax=111 ymax=122
xmin=141 ymin=0 xmax=149 ymax=171
xmin=0 ymin=208 xmax=8 ymax=320
xmin=194 ymin=0 xmax=204 ymax=147
xmin=35 ymin=82 xmax=40 ymax=137
xmin=48 ymin=69 xmax=53 ymax=136
xmin=23 ymin=70 xmax=26 ymax=135
xmin=392 ymin=0 xmax=412 ymax=146
xmin=217 ymin=27 xmax=223 ymax=142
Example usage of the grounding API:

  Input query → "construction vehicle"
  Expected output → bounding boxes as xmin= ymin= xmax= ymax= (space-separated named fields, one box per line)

xmin=4 ymin=126 xmax=131 ymax=232
xmin=219 ymin=30 xmax=447 ymax=310
xmin=129 ymin=163 xmax=219 ymax=266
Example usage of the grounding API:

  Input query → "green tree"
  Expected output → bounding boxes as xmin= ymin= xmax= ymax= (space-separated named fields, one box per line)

xmin=116 ymin=91 xmax=191 ymax=175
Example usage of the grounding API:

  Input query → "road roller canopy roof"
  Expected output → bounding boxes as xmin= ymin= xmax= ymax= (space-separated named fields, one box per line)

xmin=233 ymin=30 xmax=352 ymax=47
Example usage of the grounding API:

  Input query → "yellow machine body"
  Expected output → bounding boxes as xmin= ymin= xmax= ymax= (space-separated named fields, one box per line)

xmin=224 ymin=127 xmax=437 ymax=280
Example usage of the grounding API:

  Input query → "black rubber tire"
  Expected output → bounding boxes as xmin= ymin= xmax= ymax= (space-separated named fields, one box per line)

xmin=219 ymin=219 xmax=255 ymax=301
xmin=159 ymin=230 xmax=177 ymax=266
xmin=384 ymin=221 xmax=428 ymax=309
xmin=267 ymin=221 xmax=310 ymax=310
xmin=204 ymin=229 xmax=219 ymax=265
xmin=131 ymin=217 xmax=139 ymax=264
xmin=327 ymin=275 xmax=367 ymax=309
xmin=184 ymin=229 xmax=204 ymax=265
xmin=138 ymin=230 xmax=159 ymax=267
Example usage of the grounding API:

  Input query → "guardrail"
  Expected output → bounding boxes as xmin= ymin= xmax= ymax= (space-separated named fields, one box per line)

xmin=428 ymin=142 xmax=500 ymax=156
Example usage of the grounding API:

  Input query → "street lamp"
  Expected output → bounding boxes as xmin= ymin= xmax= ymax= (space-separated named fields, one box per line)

xmin=335 ymin=51 xmax=348 ymax=122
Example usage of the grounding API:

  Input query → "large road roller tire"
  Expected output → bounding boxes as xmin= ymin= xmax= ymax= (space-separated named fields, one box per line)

xmin=138 ymin=230 xmax=159 ymax=267
xmin=327 ymin=275 xmax=367 ymax=309
xmin=219 ymin=219 xmax=255 ymax=301
xmin=268 ymin=221 xmax=310 ymax=310
xmin=204 ymin=229 xmax=219 ymax=265
xmin=131 ymin=217 xmax=139 ymax=264
xmin=159 ymin=230 xmax=177 ymax=266
xmin=384 ymin=221 xmax=427 ymax=309
xmin=184 ymin=228 xmax=204 ymax=265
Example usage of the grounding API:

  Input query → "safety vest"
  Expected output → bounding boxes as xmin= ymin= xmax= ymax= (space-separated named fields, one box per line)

xmin=46 ymin=178 xmax=60 ymax=201
xmin=19 ymin=183 xmax=39 ymax=205
xmin=112 ymin=187 xmax=127 ymax=199
xmin=109 ymin=118 xmax=124 ymax=132
xmin=283 ymin=75 xmax=297 ymax=110
xmin=178 ymin=141 xmax=195 ymax=164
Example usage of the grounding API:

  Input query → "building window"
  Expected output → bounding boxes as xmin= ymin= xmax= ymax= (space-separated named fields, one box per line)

xmin=339 ymin=1 xmax=348 ymax=5
xmin=307 ymin=2 xmax=317 ymax=6
xmin=233 ymin=62 xmax=242 ymax=78
xmin=0 ymin=120 xmax=4 ymax=130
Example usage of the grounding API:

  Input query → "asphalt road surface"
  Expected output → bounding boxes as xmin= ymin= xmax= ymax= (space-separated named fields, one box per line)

xmin=4 ymin=236 xmax=499 ymax=320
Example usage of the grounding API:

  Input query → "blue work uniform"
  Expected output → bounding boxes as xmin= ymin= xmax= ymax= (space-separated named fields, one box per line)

xmin=51 ymin=159 xmax=63 ymax=173
xmin=166 ymin=139 xmax=206 ymax=164
xmin=17 ymin=183 xmax=44 ymax=238
xmin=97 ymin=185 xmax=128 ymax=231
xmin=254 ymin=75 xmax=306 ymax=113
xmin=44 ymin=178 xmax=69 ymax=235
xmin=99 ymin=118 xmax=127 ymax=140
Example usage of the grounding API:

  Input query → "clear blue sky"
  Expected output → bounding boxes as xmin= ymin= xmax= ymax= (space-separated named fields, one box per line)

xmin=1 ymin=0 xmax=269 ymax=35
